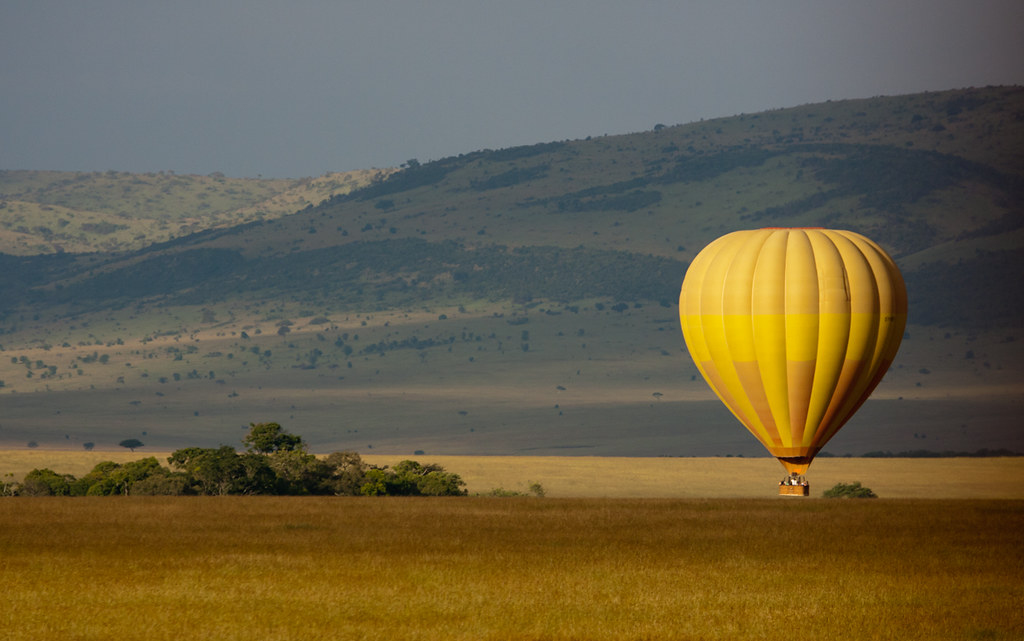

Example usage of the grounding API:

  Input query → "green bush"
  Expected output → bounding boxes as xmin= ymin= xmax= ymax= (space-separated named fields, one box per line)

xmin=5 ymin=425 xmax=468 ymax=498
xmin=19 ymin=468 xmax=74 ymax=496
xmin=823 ymin=481 xmax=878 ymax=499
xmin=483 ymin=487 xmax=524 ymax=497
xmin=480 ymin=483 xmax=545 ymax=497
xmin=360 ymin=460 xmax=466 ymax=496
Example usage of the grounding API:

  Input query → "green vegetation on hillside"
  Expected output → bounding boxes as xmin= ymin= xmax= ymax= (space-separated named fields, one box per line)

xmin=0 ymin=168 xmax=385 ymax=255
xmin=24 ymin=240 xmax=682 ymax=312
xmin=5 ymin=86 xmax=1022 ymax=328
xmin=1 ymin=86 xmax=1022 ymax=454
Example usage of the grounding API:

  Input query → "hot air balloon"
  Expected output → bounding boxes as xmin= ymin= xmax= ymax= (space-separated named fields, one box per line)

xmin=678 ymin=228 xmax=907 ymax=495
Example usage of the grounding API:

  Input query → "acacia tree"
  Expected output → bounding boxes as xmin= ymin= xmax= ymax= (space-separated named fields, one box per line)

xmin=119 ymin=438 xmax=144 ymax=452
xmin=241 ymin=422 xmax=324 ymax=494
xmin=243 ymin=422 xmax=303 ymax=454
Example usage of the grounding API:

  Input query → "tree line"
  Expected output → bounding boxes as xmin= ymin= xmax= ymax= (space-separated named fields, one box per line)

xmin=3 ymin=423 xmax=467 ymax=497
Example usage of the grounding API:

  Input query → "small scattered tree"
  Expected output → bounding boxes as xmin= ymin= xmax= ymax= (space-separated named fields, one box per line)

xmin=119 ymin=438 xmax=144 ymax=452
xmin=823 ymin=481 xmax=878 ymax=498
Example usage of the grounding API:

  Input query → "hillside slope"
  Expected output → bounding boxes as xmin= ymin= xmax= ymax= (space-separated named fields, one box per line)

xmin=8 ymin=86 xmax=1022 ymax=329
xmin=1 ymin=86 xmax=1021 ymax=456
xmin=0 ymin=168 xmax=387 ymax=255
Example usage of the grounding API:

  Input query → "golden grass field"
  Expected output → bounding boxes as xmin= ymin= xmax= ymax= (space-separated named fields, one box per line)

xmin=3 ymin=450 xmax=1024 ymax=499
xmin=2 ymin=455 xmax=1023 ymax=640
xmin=1 ymin=496 xmax=1021 ymax=641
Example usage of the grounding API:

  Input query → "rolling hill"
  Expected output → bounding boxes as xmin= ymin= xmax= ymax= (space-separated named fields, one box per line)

xmin=0 ymin=168 xmax=388 ymax=256
xmin=1 ymin=86 xmax=1022 ymax=458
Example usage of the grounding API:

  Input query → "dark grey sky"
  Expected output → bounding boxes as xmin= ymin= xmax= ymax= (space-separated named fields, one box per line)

xmin=3 ymin=1 xmax=1022 ymax=178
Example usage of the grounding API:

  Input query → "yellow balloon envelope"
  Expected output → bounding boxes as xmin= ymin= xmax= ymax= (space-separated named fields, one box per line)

xmin=679 ymin=228 xmax=907 ymax=476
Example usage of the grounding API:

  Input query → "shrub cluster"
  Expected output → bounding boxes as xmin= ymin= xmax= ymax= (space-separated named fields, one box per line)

xmin=5 ymin=423 xmax=467 ymax=497
xmin=823 ymin=481 xmax=878 ymax=499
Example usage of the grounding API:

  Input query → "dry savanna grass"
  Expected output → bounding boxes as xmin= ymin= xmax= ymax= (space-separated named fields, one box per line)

xmin=369 ymin=455 xmax=1024 ymax=499
xmin=3 ymin=451 xmax=1024 ymax=499
xmin=1 ymin=497 xmax=1021 ymax=641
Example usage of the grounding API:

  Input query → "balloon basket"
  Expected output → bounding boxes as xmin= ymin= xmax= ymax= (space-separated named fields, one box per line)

xmin=779 ymin=474 xmax=809 ymax=496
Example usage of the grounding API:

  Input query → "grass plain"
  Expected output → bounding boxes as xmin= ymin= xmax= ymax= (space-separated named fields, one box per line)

xmin=3 ymin=451 xmax=1023 ymax=499
xmin=1 ymin=496 xmax=1021 ymax=641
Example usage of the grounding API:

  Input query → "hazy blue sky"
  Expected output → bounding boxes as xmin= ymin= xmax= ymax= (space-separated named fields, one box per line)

xmin=2 ymin=1 xmax=1022 ymax=178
